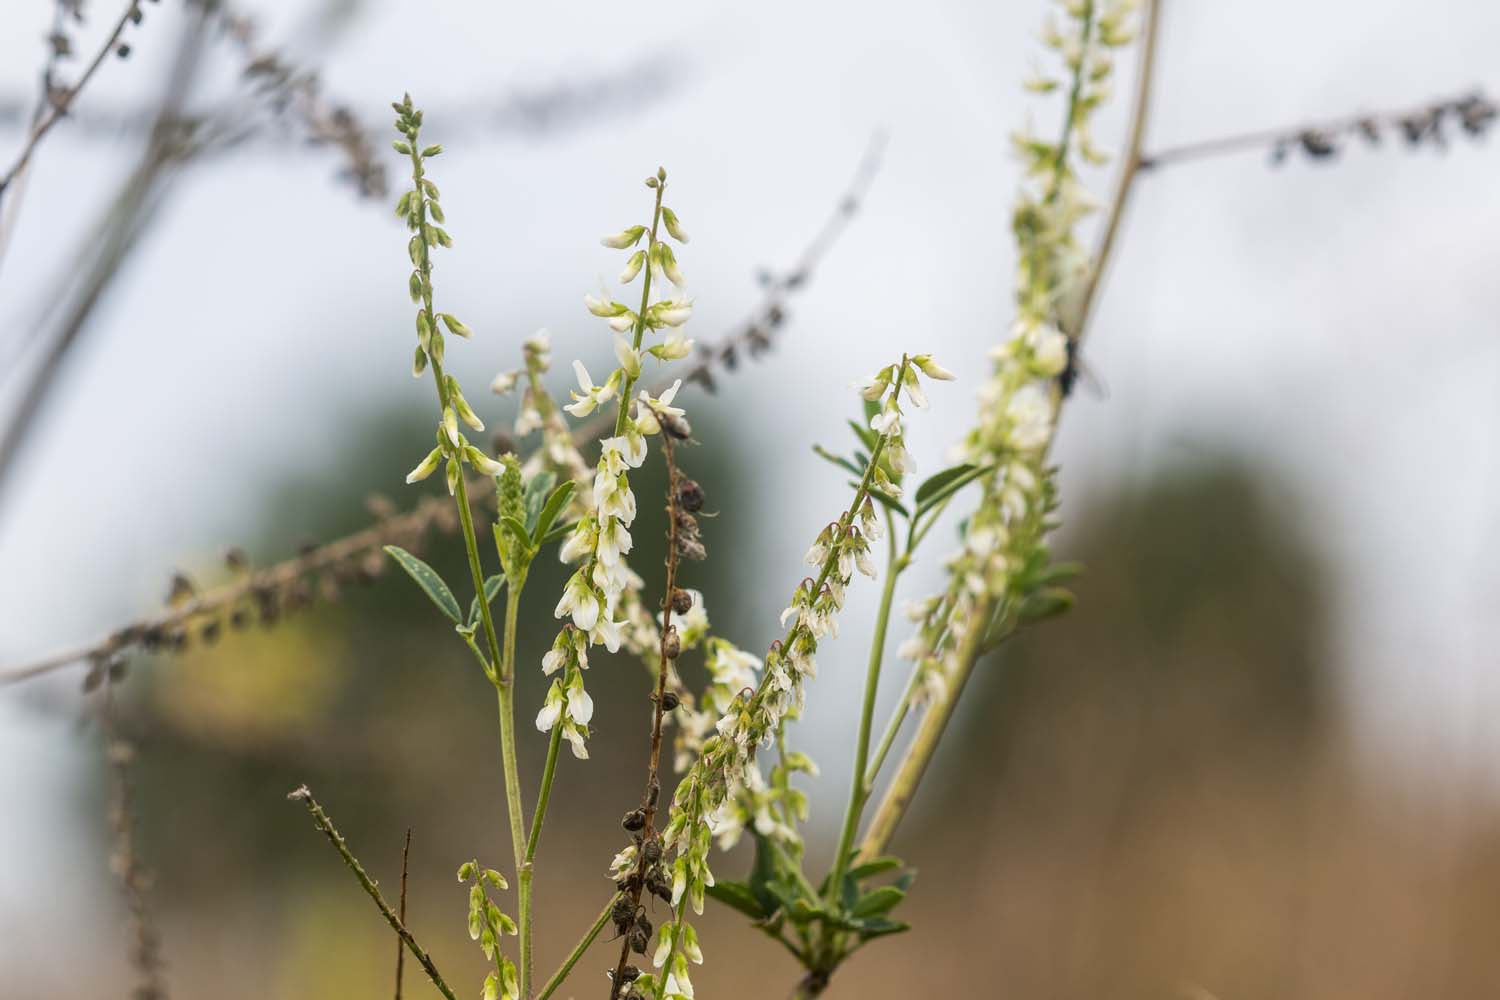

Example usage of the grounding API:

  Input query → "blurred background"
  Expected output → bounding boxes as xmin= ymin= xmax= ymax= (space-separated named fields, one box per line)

xmin=2 ymin=0 xmax=1499 ymax=997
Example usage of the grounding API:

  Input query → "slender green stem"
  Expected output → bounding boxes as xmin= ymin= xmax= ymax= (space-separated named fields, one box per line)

xmin=614 ymin=182 xmax=666 ymax=437
xmin=536 ymin=893 xmax=621 ymax=1000
xmin=288 ymin=786 xmax=460 ymax=1000
xmin=403 ymin=133 xmax=533 ymax=996
xmin=823 ymin=520 xmax=903 ymax=905
xmin=525 ymin=723 xmax=564 ymax=862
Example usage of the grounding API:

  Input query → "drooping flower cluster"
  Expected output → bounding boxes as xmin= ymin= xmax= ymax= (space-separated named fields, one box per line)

xmin=898 ymin=0 xmax=1134 ymax=707
xmin=535 ymin=170 xmax=699 ymax=757
xmin=457 ymin=861 xmax=519 ymax=1000
xmin=644 ymin=358 xmax=949 ymax=1000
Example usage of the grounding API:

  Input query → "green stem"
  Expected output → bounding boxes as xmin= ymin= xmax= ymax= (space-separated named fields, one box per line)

xmin=823 ymin=523 xmax=903 ymax=905
xmin=614 ymin=181 xmax=666 ymax=437
xmin=536 ymin=893 xmax=621 ymax=1000
xmin=406 ymin=132 xmax=536 ymax=997
xmin=854 ymin=593 xmax=993 ymax=862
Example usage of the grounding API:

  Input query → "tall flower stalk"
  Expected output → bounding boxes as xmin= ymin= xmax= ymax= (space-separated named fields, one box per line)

xmin=858 ymin=0 xmax=1139 ymax=862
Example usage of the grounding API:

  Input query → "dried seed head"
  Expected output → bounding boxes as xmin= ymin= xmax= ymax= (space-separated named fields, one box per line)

xmin=668 ymin=588 xmax=693 ymax=615
xmin=676 ymin=478 xmax=704 ymax=513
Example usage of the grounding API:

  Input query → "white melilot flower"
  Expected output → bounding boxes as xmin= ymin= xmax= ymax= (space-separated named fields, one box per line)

xmin=1005 ymin=382 xmax=1054 ymax=450
xmin=655 ymin=333 xmax=693 ymax=361
xmin=607 ymin=313 xmax=636 ymax=333
xmin=600 ymin=225 xmax=645 ymax=249
xmin=563 ymin=360 xmax=617 ymax=418
xmin=558 ymin=520 xmax=596 ymax=564
xmin=590 ymin=615 xmax=625 ymax=653
xmin=514 ymin=406 xmax=542 ymax=437
xmin=405 ymin=446 xmax=442 ymax=484
xmin=1028 ymin=323 xmax=1069 ymax=376
xmin=912 ymin=354 xmax=957 ymax=381
xmin=653 ymin=298 xmax=693 ymax=327
xmin=619 ymin=249 xmax=646 ymax=284
xmin=614 ymin=337 xmax=642 ymax=378
xmin=870 ymin=408 xmax=901 ymax=434
xmin=490 ymin=370 xmax=519 ymax=395
xmin=535 ymin=684 xmax=563 ymax=732
xmin=554 ymin=573 xmax=600 ymax=630
xmin=566 ymin=680 xmax=594 ymax=725
xmin=584 ymin=294 xmax=626 ymax=317
xmin=633 ymin=380 xmax=683 ymax=435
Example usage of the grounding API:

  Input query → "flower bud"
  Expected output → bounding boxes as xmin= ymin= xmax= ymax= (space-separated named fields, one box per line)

xmin=405 ymin=446 xmax=443 ymax=484
xmin=661 ymin=207 xmax=689 ymax=243
xmin=601 ymin=225 xmax=646 ymax=249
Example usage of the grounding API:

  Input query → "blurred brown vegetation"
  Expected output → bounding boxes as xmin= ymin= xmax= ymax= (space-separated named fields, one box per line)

xmin=30 ymin=435 xmax=1500 ymax=1000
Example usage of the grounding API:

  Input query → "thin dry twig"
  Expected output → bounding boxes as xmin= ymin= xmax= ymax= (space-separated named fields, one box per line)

xmin=101 ymin=682 xmax=169 ymax=1000
xmin=1139 ymin=89 xmax=1495 ymax=171
xmin=608 ymin=411 xmax=691 ymax=999
xmin=0 ymin=135 xmax=886 ymax=688
xmin=0 ymin=0 xmax=142 ymax=207
xmin=287 ymin=785 xmax=459 ymax=1000
xmin=395 ymin=828 xmax=412 ymax=1000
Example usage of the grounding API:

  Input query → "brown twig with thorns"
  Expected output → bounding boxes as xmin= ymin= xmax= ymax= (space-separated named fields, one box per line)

xmin=0 ymin=134 xmax=886 ymax=689
xmin=287 ymin=786 xmax=460 ymax=1000
xmin=101 ymin=680 xmax=169 ymax=1000
xmin=607 ymin=405 xmax=697 ymax=1000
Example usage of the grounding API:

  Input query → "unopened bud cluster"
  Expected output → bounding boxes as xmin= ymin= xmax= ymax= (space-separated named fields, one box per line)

xmin=457 ymin=860 xmax=519 ymax=1000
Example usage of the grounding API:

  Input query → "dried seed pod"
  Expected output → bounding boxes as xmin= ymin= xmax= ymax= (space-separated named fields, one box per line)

xmin=660 ymin=691 xmax=680 ymax=712
xmin=645 ymin=867 xmax=672 ymax=903
xmin=661 ymin=627 xmax=681 ymax=660
xmin=619 ymin=966 xmax=641 ymax=983
xmin=642 ymin=839 xmax=662 ymax=865
xmin=621 ymin=808 xmax=646 ymax=832
xmin=668 ymin=588 xmax=693 ymax=614
xmin=628 ymin=925 xmax=649 ymax=956
xmin=611 ymin=895 xmax=636 ymax=933
xmin=676 ymin=478 xmax=704 ymax=513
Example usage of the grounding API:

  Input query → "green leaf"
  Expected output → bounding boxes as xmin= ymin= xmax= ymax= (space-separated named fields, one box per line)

xmin=537 ymin=519 xmax=578 ymax=547
xmin=914 ymin=463 xmax=993 ymax=516
xmin=914 ymin=463 xmax=980 ymax=507
xmin=850 ymin=885 xmax=905 ymax=918
xmin=1039 ymin=560 xmax=1085 ymax=585
xmin=384 ymin=546 xmax=462 ymax=623
xmin=1018 ymin=585 xmax=1075 ymax=623
xmin=854 ymin=916 xmax=911 ymax=941
xmin=846 ymin=856 xmax=904 ymax=881
xmin=467 ymin=574 xmax=506 ymax=626
xmin=531 ymin=481 xmax=576 ymax=545
xmin=522 ymin=471 xmax=557 ymax=531
xmin=812 ymin=444 xmax=863 ymax=478
xmin=846 ymin=419 xmax=878 ymax=452
xmin=704 ymin=881 xmax=767 ymax=921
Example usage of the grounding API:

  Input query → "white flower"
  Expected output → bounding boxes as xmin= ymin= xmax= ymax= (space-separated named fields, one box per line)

xmin=634 ymin=380 xmax=684 ymax=435
xmin=514 ymin=406 xmax=542 ymax=437
xmin=563 ymin=360 xmax=617 ymax=418
xmin=535 ymin=683 xmax=564 ymax=731
xmin=619 ymin=249 xmax=646 ymax=284
xmin=1005 ymin=382 xmax=1054 ymax=450
xmin=614 ymin=337 xmax=642 ymax=378
xmin=562 ymin=723 xmax=589 ymax=759
xmin=490 ymin=370 xmax=519 ymax=395
xmin=590 ymin=615 xmax=625 ymax=653
xmin=912 ymin=354 xmax=957 ymax=380
xmin=608 ymin=313 xmax=637 ymax=333
xmin=652 ymin=298 xmax=693 ymax=327
xmin=405 ymin=446 xmax=442 ymax=484
xmin=600 ymin=225 xmax=645 ymax=249
xmin=1027 ymin=323 xmax=1069 ymax=376
xmin=559 ymin=520 xmax=596 ymax=564
xmin=554 ymin=572 xmax=600 ymax=630
xmin=870 ymin=407 xmax=901 ymax=434
xmin=653 ymin=333 xmax=694 ymax=361
xmin=566 ymin=678 xmax=594 ymax=725
xmin=596 ymin=516 xmax=633 ymax=565
xmin=584 ymin=294 xmax=627 ymax=317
